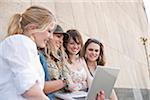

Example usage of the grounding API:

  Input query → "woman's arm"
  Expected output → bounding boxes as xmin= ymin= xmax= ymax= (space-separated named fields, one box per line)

xmin=4 ymin=37 xmax=48 ymax=99
xmin=22 ymin=84 xmax=49 ymax=100
xmin=43 ymin=80 xmax=64 ymax=94
xmin=110 ymin=89 xmax=118 ymax=100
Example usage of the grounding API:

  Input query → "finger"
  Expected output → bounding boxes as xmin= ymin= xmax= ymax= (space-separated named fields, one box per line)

xmin=100 ymin=90 xmax=105 ymax=95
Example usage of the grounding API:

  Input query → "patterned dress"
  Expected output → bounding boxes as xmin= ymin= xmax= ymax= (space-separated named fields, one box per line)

xmin=68 ymin=58 xmax=89 ymax=91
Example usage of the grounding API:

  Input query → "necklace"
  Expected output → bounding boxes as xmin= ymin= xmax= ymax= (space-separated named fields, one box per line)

xmin=87 ymin=66 xmax=95 ymax=77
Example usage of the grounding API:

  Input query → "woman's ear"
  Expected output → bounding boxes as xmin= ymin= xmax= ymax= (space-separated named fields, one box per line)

xmin=84 ymin=53 xmax=87 ymax=59
xmin=24 ymin=23 xmax=38 ymax=32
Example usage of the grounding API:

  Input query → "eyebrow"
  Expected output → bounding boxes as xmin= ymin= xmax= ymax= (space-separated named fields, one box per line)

xmin=88 ymin=48 xmax=99 ymax=51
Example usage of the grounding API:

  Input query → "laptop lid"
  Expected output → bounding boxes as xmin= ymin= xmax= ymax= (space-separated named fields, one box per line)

xmin=86 ymin=66 xmax=120 ymax=100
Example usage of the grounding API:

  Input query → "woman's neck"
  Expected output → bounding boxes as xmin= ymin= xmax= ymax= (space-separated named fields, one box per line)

xmin=30 ymin=35 xmax=35 ymax=42
xmin=69 ymin=54 xmax=78 ymax=64
xmin=86 ymin=60 xmax=97 ymax=77
xmin=87 ymin=60 xmax=97 ymax=70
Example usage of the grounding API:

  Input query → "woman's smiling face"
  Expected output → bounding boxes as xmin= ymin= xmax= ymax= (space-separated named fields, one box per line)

xmin=66 ymin=37 xmax=81 ymax=55
xmin=52 ymin=33 xmax=64 ymax=50
xmin=85 ymin=42 xmax=100 ymax=62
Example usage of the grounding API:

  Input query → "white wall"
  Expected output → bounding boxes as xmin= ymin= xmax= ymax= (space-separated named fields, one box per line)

xmin=0 ymin=0 xmax=149 ymax=89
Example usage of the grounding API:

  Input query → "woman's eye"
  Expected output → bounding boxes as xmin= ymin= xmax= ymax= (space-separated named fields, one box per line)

xmin=48 ymin=30 xmax=51 ymax=33
xmin=70 ymin=43 xmax=74 ymax=45
xmin=95 ymin=50 xmax=99 ymax=52
xmin=57 ymin=36 xmax=61 ymax=38
xmin=88 ymin=49 xmax=93 ymax=51
xmin=77 ymin=42 xmax=80 ymax=45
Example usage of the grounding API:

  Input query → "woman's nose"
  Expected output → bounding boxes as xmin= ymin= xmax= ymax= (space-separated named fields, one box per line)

xmin=48 ymin=32 xmax=53 ymax=39
xmin=59 ymin=37 xmax=63 ymax=43
xmin=91 ymin=51 xmax=96 ymax=55
xmin=74 ymin=44 xmax=79 ymax=48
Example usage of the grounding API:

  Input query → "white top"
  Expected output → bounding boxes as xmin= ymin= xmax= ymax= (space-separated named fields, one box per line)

xmin=0 ymin=34 xmax=45 ymax=100
xmin=68 ymin=58 xmax=92 ymax=91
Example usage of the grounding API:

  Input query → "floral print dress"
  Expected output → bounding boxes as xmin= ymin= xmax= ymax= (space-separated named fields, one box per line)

xmin=68 ymin=58 xmax=88 ymax=91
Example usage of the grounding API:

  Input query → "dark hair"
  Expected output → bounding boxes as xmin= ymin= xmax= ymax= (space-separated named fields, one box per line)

xmin=80 ymin=38 xmax=105 ymax=66
xmin=63 ymin=29 xmax=83 ymax=63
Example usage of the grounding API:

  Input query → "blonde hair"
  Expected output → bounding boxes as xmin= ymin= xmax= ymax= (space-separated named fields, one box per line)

xmin=7 ymin=6 xmax=55 ymax=36
xmin=44 ymin=39 xmax=67 ymax=68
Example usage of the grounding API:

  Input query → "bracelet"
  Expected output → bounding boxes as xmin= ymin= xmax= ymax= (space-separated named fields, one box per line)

xmin=63 ymin=78 xmax=68 ymax=87
xmin=62 ymin=77 xmax=70 ymax=92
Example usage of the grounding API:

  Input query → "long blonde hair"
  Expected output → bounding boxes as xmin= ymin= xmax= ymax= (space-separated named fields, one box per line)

xmin=44 ymin=39 xmax=67 ymax=68
xmin=7 ymin=6 xmax=55 ymax=36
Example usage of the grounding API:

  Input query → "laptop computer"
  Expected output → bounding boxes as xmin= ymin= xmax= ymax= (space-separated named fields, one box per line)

xmin=86 ymin=66 xmax=120 ymax=100
xmin=54 ymin=91 xmax=87 ymax=100
xmin=54 ymin=66 xmax=120 ymax=100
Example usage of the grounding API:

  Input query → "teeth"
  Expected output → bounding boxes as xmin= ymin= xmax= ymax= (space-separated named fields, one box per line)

xmin=91 ymin=56 xmax=95 ymax=58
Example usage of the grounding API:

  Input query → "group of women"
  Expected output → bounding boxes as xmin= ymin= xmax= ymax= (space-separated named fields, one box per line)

xmin=42 ymin=26 xmax=118 ymax=100
xmin=0 ymin=6 xmax=117 ymax=100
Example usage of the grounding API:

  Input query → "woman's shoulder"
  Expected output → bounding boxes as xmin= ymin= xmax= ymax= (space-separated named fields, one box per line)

xmin=1 ymin=34 xmax=37 ymax=56
xmin=6 ymin=34 xmax=30 ymax=40
xmin=79 ymin=57 xmax=86 ymax=63
xmin=2 ymin=34 xmax=35 ymax=47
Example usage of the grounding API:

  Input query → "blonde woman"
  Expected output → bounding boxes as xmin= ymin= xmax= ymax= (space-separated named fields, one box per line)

xmin=0 ymin=6 xmax=56 ymax=100
xmin=43 ymin=25 xmax=71 ymax=96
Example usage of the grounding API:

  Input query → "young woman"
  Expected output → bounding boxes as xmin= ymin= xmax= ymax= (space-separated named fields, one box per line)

xmin=63 ymin=30 xmax=105 ymax=100
xmin=80 ymin=38 xmax=118 ymax=100
xmin=43 ymin=25 xmax=71 ymax=96
xmin=63 ymin=29 xmax=90 ymax=91
xmin=0 ymin=6 xmax=56 ymax=100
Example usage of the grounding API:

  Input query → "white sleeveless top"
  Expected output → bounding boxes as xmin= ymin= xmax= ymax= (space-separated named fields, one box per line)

xmin=68 ymin=58 xmax=93 ymax=91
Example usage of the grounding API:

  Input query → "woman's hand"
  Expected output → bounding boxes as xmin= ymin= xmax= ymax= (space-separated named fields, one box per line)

xmin=96 ymin=90 xmax=105 ymax=100
xmin=22 ymin=84 xmax=49 ymax=100
xmin=67 ymin=83 xmax=79 ymax=92
xmin=67 ymin=83 xmax=83 ymax=92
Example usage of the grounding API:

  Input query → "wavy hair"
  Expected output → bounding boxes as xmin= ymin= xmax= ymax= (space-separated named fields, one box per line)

xmin=7 ymin=6 xmax=55 ymax=36
xmin=80 ymin=38 xmax=105 ymax=66
xmin=63 ymin=29 xmax=83 ymax=63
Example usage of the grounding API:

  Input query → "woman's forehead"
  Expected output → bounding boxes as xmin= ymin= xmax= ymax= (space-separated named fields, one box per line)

xmin=54 ymin=33 xmax=63 ymax=36
xmin=87 ymin=42 xmax=100 ymax=48
xmin=70 ymin=37 xmax=80 ymax=42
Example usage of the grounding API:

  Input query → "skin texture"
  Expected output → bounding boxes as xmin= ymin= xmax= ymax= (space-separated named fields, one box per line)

xmin=85 ymin=42 xmax=100 ymax=63
xmin=52 ymin=33 xmax=64 ymax=50
xmin=31 ymin=22 xmax=55 ymax=48
xmin=44 ymin=80 xmax=64 ymax=93
xmin=66 ymin=38 xmax=81 ymax=56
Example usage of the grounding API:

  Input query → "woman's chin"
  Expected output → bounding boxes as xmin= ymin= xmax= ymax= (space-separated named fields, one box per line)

xmin=88 ymin=58 xmax=97 ymax=62
xmin=38 ymin=44 xmax=46 ymax=48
